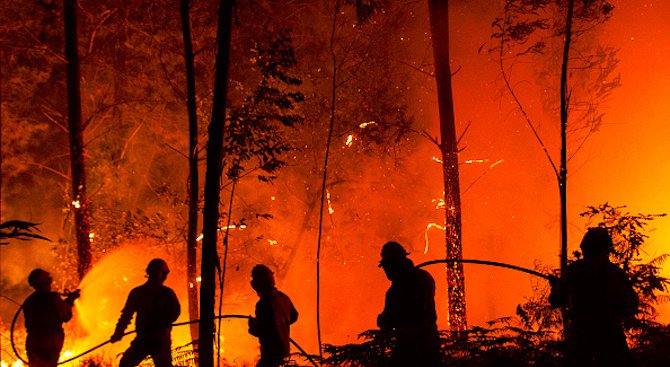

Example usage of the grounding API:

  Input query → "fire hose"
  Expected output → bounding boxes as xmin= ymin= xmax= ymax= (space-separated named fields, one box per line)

xmin=10 ymin=307 xmax=319 ymax=367
xmin=10 ymin=259 xmax=549 ymax=367
xmin=416 ymin=258 xmax=552 ymax=280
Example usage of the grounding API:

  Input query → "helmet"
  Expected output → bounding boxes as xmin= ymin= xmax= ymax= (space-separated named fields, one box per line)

xmin=379 ymin=241 xmax=409 ymax=267
xmin=580 ymin=227 xmax=614 ymax=257
xmin=28 ymin=269 xmax=51 ymax=288
xmin=146 ymin=258 xmax=170 ymax=276
xmin=251 ymin=264 xmax=275 ymax=289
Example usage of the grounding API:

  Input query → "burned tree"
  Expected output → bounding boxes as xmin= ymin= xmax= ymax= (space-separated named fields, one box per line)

xmin=199 ymin=0 xmax=234 ymax=365
xmin=180 ymin=0 xmax=200 ymax=343
xmin=64 ymin=0 xmax=92 ymax=280
xmin=428 ymin=0 xmax=467 ymax=332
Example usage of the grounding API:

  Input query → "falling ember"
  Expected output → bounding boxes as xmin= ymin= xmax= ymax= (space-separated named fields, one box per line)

xmin=326 ymin=190 xmax=335 ymax=215
xmin=196 ymin=276 xmax=202 ymax=282
xmin=489 ymin=159 xmax=504 ymax=168
xmin=268 ymin=239 xmax=278 ymax=246
xmin=220 ymin=224 xmax=247 ymax=230
xmin=464 ymin=159 xmax=487 ymax=164
xmin=345 ymin=134 xmax=354 ymax=147
xmin=424 ymin=222 xmax=446 ymax=254
xmin=358 ymin=121 xmax=377 ymax=128
xmin=197 ymin=225 xmax=248 ymax=241
xmin=432 ymin=156 xmax=443 ymax=164
xmin=432 ymin=198 xmax=446 ymax=210
xmin=71 ymin=200 xmax=81 ymax=208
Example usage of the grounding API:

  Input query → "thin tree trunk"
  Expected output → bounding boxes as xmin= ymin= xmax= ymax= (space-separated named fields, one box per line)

xmin=315 ymin=0 xmax=340 ymax=357
xmin=199 ymin=0 xmax=234 ymax=366
xmin=180 ymin=0 xmax=200 ymax=346
xmin=559 ymin=0 xmax=575 ymax=332
xmin=64 ymin=0 xmax=92 ymax=280
xmin=217 ymin=180 xmax=235 ymax=367
xmin=428 ymin=0 xmax=467 ymax=332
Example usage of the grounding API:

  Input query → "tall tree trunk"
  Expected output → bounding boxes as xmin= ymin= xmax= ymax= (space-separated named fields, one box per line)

xmin=315 ymin=0 xmax=340 ymax=356
xmin=64 ymin=0 xmax=92 ymax=280
xmin=428 ymin=0 xmax=467 ymax=332
xmin=180 ymin=0 xmax=200 ymax=345
xmin=559 ymin=0 xmax=575 ymax=332
xmin=199 ymin=0 xmax=234 ymax=366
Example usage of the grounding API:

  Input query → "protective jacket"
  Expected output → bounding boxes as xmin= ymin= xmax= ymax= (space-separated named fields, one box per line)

xmin=249 ymin=288 xmax=298 ymax=366
xmin=23 ymin=291 xmax=73 ymax=367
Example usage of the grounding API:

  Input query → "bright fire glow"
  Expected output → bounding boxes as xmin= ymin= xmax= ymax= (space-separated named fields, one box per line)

xmin=59 ymin=350 xmax=74 ymax=361
xmin=359 ymin=121 xmax=377 ymax=128
xmin=71 ymin=200 xmax=81 ymax=208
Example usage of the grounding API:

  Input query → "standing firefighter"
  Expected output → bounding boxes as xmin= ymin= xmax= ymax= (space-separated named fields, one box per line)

xmin=23 ymin=269 xmax=79 ymax=367
xmin=550 ymin=227 xmax=639 ymax=367
xmin=111 ymin=259 xmax=181 ymax=367
xmin=377 ymin=241 xmax=440 ymax=367
xmin=248 ymin=264 xmax=298 ymax=367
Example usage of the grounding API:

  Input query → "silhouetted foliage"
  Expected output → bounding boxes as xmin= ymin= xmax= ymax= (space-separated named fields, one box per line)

xmin=0 ymin=220 xmax=51 ymax=245
xmin=224 ymin=30 xmax=304 ymax=183
xmin=323 ymin=203 xmax=669 ymax=366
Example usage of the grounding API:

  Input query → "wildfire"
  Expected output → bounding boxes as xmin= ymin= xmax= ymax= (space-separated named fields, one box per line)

xmin=1 ymin=360 xmax=23 ymax=367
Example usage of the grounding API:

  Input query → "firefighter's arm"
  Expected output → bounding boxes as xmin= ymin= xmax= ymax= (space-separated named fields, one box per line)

xmin=111 ymin=290 xmax=137 ymax=342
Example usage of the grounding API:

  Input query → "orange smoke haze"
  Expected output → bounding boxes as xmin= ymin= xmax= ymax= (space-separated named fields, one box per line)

xmin=1 ymin=1 xmax=669 ymax=366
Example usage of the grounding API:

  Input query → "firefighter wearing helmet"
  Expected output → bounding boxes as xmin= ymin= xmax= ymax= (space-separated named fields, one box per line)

xmin=22 ymin=269 xmax=78 ymax=367
xmin=111 ymin=259 xmax=181 ymax=367
xmin=549 ymin=228 xmax=639 ymax=367
xmin=377 ymin=241 xmax=440 ymax=366
xmin=248 ymin=264 xmax=298 ymax=367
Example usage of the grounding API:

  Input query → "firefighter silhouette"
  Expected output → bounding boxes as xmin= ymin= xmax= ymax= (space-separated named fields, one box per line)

xmin=550 ymin=227 xmax=639 ymax=367
xmin=377 ymin=241 xmax=440 ymax=366
xmin=111 ymin=259 xmax=180 ymax=367
xmin=248 ymin=264 xmax=298 ymax=367
xmin=23 ymin=269 xmax=78 ymax=367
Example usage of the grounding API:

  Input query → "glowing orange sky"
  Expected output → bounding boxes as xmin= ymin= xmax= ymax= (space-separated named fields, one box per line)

xmin=1 ymin=1 xmax=669 ymax=364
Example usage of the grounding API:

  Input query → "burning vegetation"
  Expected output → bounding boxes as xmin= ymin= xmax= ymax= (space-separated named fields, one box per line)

xmin=1 ymin=0 xmax=670 ymax=366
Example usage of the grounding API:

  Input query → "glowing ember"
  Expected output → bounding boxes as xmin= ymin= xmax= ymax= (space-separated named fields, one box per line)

xmin=326 ymin=190 xmax=335 ymax=215
xmin=345 ymin=134 xmax=354 ymax=147
xmin=432 ymin=198 xmax=446 ymax=210
xmin=359 ymin=121 xmax=377 ymax=128
xmin=71 ymin=200 xmax=81 ymax=208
